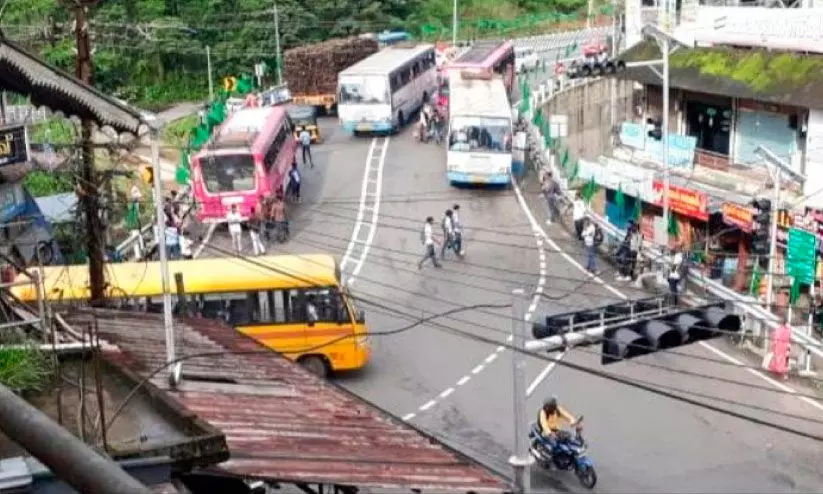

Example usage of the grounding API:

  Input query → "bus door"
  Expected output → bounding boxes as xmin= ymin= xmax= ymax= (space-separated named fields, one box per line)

xmin=300 ymin=287 xmax=357 ymax=365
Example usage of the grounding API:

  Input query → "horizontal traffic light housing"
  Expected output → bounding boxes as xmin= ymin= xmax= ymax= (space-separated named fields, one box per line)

xmin=566 ymin=59 xmax=626 ymax=79
xmin=601 ymin=302 xmax=741 ymax=365
xmin=533 ymin=296 xmax=668 ymax=340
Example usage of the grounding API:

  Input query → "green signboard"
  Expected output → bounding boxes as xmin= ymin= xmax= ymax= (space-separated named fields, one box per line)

xmin=787 ymin=227 xmax=817 ymax=284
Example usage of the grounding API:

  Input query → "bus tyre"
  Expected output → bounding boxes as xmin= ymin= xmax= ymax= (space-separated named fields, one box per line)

xmin=299 ymin=355 xmax=330 ymax=378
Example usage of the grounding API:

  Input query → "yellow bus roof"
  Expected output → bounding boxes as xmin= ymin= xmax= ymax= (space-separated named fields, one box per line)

xmin=12 ymin=254 xmax=340 ymax=302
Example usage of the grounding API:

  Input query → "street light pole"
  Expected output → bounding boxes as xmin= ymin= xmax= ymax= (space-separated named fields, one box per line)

xmin=273 ymin=3 xmax=283 ymax=85
xmin=661 ymin=36 xmax=671 ymax=249
xmin=452 ymin=0 xmax=458 ymax=45
xmin=149 ymin=124 xmax=175 ymax=368
xmin=509 ymin=288 xmax=534 ymax=494
xmin=765 ymin=170 xmax=780 ymax=316
xmin=206 ymin=45 xmax=214 ymax=101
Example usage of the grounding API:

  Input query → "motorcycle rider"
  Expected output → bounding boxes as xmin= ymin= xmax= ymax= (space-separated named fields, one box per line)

xmin=538 ymin=396 xmax=578 ymax=449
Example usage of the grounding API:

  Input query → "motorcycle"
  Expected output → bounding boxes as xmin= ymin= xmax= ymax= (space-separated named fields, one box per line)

xmin=528 ymin=415 xmax=597 ymax=489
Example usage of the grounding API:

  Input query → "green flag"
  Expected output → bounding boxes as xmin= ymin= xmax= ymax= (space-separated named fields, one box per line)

xmin=175 ymin=164 xmax=191 ymax=185
xmin=561 ymin=147 xmax=570 ymax=168
xmin=125 ymin=201 xmax=140 ymax=230
xmin=582 ymin=176 xmax=598 ymax=203
xmin=632 ymin=198 xmax=641 ymax=220
xmin=564 ymin=42 xmax=578 ymax=58
xmin=236 ymin=74 xmax=254 ymax=94
xmin=615 ymin=184 xmax=625 ymax=209
xmin=667 ymin=212 xmax=678 ymax=237
xmin=749 ymin=263 xmax=763 ymax=296
xmin=790 ymin=278 xmax=801 ymax=305
xmin=532 ymin=110 xmax=544 ymax=127
xmin=568 ymin=160 xmax=579 ymax=182
xmin=190 ymin=123 xmax=211 ymax=150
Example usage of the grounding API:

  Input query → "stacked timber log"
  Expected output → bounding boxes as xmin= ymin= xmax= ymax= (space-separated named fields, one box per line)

xmin=284 ymin=37 xmax=379 ymax=95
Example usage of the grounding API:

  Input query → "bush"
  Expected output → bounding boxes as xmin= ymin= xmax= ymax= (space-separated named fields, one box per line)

xmin=0 ymin=344 xmax=54 ymax=393
xmin=24 ymin=171 xmax=75 ymax=198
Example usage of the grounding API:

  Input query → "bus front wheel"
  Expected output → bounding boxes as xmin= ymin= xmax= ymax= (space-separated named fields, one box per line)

xmin=299 ymin=355 xmax=330 ymax=378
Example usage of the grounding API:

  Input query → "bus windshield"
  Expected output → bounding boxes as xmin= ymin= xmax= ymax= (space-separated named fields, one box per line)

xmin=201 ymin=154 xmax=256 ymax=193
xmin=449 ymin=116 xmax=512 ymax=153
xmin=338 ymin=76 xmax=389 ymax=104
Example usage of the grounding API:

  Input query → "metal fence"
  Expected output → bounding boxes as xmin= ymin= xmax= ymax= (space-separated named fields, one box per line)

xmin=2 ymin=105 xmax=50 ymax=125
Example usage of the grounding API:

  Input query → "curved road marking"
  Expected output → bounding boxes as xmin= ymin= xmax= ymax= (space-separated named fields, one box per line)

xmin=401 ymin=179 xmax=549 ymax=422
xmin=511 ymin=179 xmax=823 ymax=414
xmin=341 ymin=137 xmax=389 ymax=286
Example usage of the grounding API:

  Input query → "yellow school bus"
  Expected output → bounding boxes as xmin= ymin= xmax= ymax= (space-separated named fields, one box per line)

xmin=11 ymin=254 xmax=369 ymax=377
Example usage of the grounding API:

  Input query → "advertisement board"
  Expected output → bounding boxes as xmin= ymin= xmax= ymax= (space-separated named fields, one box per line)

xmin=652 ymin=180 xmax=708 ymax=221
xmin=619 ymin=122 xmax=697 ymax=169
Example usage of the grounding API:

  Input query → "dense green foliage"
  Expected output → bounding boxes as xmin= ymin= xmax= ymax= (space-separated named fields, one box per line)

xmin=23 ymin=170 xmax=76 ymax=197
xmin=1 ymin=0 xmax=591 ymax=108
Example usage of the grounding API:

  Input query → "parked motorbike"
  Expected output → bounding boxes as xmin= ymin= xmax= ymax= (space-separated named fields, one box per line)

xmin=528 ymin=415 xmax=597 ymax=489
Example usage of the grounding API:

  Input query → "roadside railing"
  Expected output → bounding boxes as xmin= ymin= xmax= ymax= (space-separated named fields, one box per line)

xmin=520 ymin=72 xmax=823 ymax=375
xmin=115 ymin=185 xmax=193 ymax=261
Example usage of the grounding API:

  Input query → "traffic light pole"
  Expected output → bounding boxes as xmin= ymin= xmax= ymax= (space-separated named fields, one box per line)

xmin=765 ymin=170 xmax=780 ymax=316
xmin=661 ymin=36 xmax=671 ymax=250
xmin=509 ymin=288 xmax=533 ymax=494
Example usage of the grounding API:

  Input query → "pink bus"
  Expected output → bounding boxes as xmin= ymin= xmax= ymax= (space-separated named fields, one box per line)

xmin=191 ymin=107 xmax=297 ymax=222
xmin=443 ymin=41 xmax=516 ymax=98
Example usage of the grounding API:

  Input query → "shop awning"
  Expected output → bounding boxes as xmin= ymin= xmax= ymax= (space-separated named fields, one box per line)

xmin=614 ymin=40 xmax=823 ymax=109
xmin=666 ymin=173 xmax=752 ymax=216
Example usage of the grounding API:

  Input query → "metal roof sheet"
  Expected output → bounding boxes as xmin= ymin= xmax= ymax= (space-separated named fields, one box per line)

xmin=449 ymin=76 xmax=511 ymax=119
xmin=72 ymin=309 xmax=509 ymax=493
xmin=0 ymin=31 xmax=153 ymax=134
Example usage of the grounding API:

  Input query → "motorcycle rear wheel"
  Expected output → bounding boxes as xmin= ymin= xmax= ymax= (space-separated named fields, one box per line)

xmin=576 ymin=464 xmax=597 ymax=489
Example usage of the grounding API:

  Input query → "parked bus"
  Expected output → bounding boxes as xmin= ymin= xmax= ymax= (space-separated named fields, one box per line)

xmin=444 ymin=41 xmax=516 ymax=98
xmin=11 ymin=254 xmax=370 ymax=377
xmin=446 ymin=72 xmax=513 ymax=185
xmin=191 ymin=106 xmax=297 ymax=222
xmin=338 ymin=44 xmax=437 ymax=134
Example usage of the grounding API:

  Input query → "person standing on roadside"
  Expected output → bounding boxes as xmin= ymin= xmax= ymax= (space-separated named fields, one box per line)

xmin=539 ymin=166 xmax=561 ymax=225
xmin=288 ymin=162 xmax=302 ymax=202
xmin=452 ymin=204 xmax=465 ymax=257
xmin=622 ymin=221 xmax=643 ymax=281
xmin=571 ymin=190 xmax=586 ymax=240
xmin=582 ymin=218 xmax=599 ymax=275
xmin=299 ymin=128 xmax=314 ymax=168
xmin=226 ymin=204 xmax=243 ymax=254
xmin=441 ymin=209 xmax=456 ymax=259
xmin=270 ymin=194 xmax=289 ymax=242
xmin=667 ymin=247 xmax=685 ymax=304
xmin=248 ymin=206 xmax=266 ymax=256
xmin=418 ymin=216 xmax=441 ymax=269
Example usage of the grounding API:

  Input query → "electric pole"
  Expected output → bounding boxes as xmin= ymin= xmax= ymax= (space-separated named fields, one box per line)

xmin=72 ymin=0 xmax=106 ymax=305
xmin=273 ymin=3 xmax=283 ymax=85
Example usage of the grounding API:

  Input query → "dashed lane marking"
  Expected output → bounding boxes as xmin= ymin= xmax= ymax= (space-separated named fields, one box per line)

xmin=402 ymin=176 xmax=549 ymax=421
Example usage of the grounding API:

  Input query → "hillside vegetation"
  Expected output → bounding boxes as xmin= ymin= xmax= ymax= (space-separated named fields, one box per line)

xmin=2 ymin=0 xmax=594 ymax=109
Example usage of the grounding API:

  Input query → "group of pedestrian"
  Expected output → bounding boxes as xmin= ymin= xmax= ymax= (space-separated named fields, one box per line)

xmin=418 ymin=100 xmax=446 ymax=144
xmin=226 ymin=195 xmax=290 ymax=256
xmin=156 ymin=190 xmax=194 ymax=261
xmin=418 ymin=205 xmax=465 ymax=270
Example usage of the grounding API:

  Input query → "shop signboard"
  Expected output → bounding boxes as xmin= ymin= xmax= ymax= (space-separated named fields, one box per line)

xmin=0 ymin=125 xmax=29 ymax=168
xmin=619 ymin=122 xmax=697 ymax=169
xmin=652 ymin=180 xmax=708 ymax=221
xmin=721 ymin=202 xmax=754 ymax=233
xmin=787 ymin=227 xmax=817 ymax=284
xmin=579 ymin=158 xmax=656 ymax=203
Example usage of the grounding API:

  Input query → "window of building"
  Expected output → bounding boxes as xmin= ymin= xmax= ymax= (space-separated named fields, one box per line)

xmin=685 ymin=100 xmax=732 ymax=155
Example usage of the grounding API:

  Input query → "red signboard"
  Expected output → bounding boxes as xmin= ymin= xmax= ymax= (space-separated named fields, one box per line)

xmin=652 ymin=181 xmax=709 ymax=221
xmin=722 ymin=202 xmax=754 ymax=233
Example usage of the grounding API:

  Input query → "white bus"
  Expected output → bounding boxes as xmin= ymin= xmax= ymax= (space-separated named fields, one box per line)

xmin=446 ymin=72 xmax=513 ymax=185
xmin=338 ymin=44 xmax=437 ymax=134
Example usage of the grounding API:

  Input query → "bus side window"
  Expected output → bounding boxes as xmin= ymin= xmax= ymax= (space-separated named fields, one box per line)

xmin=256 ymin=290 xmax=271 ymax=322
xmin=333 ymin=288 xmax=350 ymax=323
xmin=225 ymin=292 xmax=256 ymax=326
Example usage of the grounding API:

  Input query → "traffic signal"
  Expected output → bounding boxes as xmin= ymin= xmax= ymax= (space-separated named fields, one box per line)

xmin=565 ymin=56 xmax=626 ymax=79
xmin=533 ymin=296 xmax=665 ymax=339
xmin=646 ymin=118 xmax=662 ymax=140
xmin=601 ymin=302 xmax=741 ymax=365
xmin=751 ymin=198 xmax=772 ymax=255
xmin=139 ymin=165 xmax=153 ymax=185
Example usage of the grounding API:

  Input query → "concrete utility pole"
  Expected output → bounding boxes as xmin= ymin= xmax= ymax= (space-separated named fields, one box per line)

xmin=0 ymin=384 xmax=151 ymax=494
xmin=206 ymin=45 xmax=214 ymax=101
xmin=661 ymin=35 xmax=671 ymax=249
xmin=509 ymin=289 xmax=534 ymax=494
xmin=452 ymin=0 xmax=458 ymax=45
xmin=273 ymin=3 xmax=283 ymax=85
xmin=73 ymin=0 xmax=106 ymax=305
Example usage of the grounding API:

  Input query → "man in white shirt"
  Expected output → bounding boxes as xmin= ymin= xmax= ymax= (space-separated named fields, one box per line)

xmin=668 ymin=247 xmax=685 ymax=304
xmin=226 ymin=205 xmax=243 ymax=254
xmin=582 ymin=219 xmax=598 ymax=275
xmin=452 ymin=204 xmax=465 ymax=256
xmin=571 ymin=191 xmax=586 ymax=240
xmin=418 ymin=216 xmax=441 ymax=269
xmin=179 ymin=230 xmax=193 ymax=260
xmin=441 ymin=209 xmax=455 ymax=259
xmin=164 ymin=223 xmax=180 ymax=260
xmin=299 ymin=129 xmax=313 ymax=167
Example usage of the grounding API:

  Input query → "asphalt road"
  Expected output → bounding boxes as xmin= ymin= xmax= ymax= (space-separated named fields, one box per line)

xmin=197 ymin=117 xmax=823 ymax=493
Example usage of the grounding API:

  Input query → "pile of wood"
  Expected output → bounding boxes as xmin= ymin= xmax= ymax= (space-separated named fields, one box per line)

xmin=284 ymin=37 xmax=379 ymax=95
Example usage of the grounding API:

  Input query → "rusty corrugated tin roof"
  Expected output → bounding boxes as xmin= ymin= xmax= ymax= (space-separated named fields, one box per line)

xmin=0 ymin=31 xmax=151 ymax=134
xmin=64 ymin=309 xmax=510 ymax=493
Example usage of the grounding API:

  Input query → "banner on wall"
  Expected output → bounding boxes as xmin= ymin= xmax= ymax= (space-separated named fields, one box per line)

xmin=722 ymin=202 xmax=754 ymax=233
xmin=619 ymin=122 xmax=697 ymax=169
xmin=578 ymin=158 xmax=656 ymax=202
xmin=652 ymin=181 xmax=709 ymax=221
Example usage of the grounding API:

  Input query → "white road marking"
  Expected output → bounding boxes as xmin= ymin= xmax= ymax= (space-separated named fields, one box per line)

xmin=402 ymin=174 xmax=549 ymax=422
xmin=527 ymin=352 xmax=566 ymax=397
xmin=440 ymin=387 xmax=455 ymax=399
xmin=192 ymin=223 xmax=217 ymax=259
xmin=420 ymin=399 xmax=437 ymax=411
xmin=402 ymin=413 xmax=416 ymax=421
xmin=512 ymin=179 xmax=823 ymax=415
xmin=340 ymin=137 xmax=389 ymax=286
